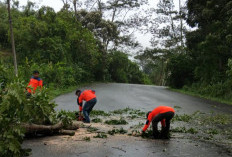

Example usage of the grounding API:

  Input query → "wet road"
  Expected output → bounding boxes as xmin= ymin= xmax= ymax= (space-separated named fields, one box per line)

xmin=55 ymin=83 xmax=232 ymax=114
xmin=23 ymin=83 xmax=232 ymax=157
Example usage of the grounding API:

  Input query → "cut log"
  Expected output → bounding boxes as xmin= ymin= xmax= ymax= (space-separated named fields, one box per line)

xmin=65 ymin=121 xmax=80 ymax=130
xmin=22 ymin=121 xmax=79 ymax=136
xmin=59 ymin=130 xmax=75 ymax=136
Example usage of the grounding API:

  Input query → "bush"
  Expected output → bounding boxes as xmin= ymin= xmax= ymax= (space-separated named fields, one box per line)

xmin=0 ymin=60 xmax=86 ymax=89
xmin=0 ymin=80 xmax=57 ymax=156
xmin=20 ymin=61 xmax=84 ymax=88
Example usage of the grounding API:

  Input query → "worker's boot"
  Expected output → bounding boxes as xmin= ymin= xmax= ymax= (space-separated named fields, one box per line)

xmin=160 ymin=127 xmax=170 ymax=139
xmin=153 ymin=130 xmax=160 ymax=139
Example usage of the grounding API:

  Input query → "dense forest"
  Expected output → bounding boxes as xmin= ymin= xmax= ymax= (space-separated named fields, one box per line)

xmin=0 ymin=0 xmax=150 ymax=156
xmin=1 ymin=0 xmax=232 ymax=156
xmin=0 ymin=0 xmax=149 ymax=89
xmin=136 ymin=0 xmax=232 ymax=102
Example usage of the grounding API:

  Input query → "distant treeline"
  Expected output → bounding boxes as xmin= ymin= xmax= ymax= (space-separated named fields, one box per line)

xmin=137 ymin=0 xmax=232 ymax=101
xmin=0 ymin=1 xmax=150 ymax=87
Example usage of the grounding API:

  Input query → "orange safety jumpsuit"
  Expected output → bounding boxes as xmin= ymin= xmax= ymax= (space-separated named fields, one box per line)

xmin=77 ymin=90 xmax=96 ymax=112
xmin=27 ymin=76 xmax=43 ymax=93
xmin=143 ymin=106 xmax=175 ymax=132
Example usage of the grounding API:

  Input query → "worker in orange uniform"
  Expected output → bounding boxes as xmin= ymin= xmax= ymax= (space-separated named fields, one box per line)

xmin=142 ymin=106 xmax=175 ymax=139
xmin=75 ymin=89 xmax=97 ymax=123
xmin=27 ymin=70 xmax=43 ymax=95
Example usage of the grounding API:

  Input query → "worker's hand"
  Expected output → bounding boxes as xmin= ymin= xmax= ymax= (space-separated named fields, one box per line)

xmin=78 ymin=112 xmax=83 ymax=121
xmin=141 ymin=131 xmax=145 ymax=136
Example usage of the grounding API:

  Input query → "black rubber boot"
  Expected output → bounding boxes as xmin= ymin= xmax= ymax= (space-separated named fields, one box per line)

xmin=160 ymin=127 xmax=170 ymax=139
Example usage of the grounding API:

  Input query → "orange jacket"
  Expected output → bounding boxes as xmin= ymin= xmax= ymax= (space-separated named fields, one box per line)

xmin=78 ymin=90 xmax=96 ymax=111
xmin=27 ymin=77 xmax=43 ymax=93
xmin=142 ymin=106 xmax=175 ymax=132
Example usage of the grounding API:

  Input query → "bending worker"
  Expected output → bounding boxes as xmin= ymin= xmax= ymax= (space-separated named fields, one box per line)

xmin=27 ymin=70 xmax=43 ymax=95
xmin=142 ymin=106 xmax=175 ymax=139
xmin=75 ymin=89 xmax=97 ymax=123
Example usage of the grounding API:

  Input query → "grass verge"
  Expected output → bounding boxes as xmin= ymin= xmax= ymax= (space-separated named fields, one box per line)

xmin=169 ymin=88 xmax=232 ymax=105
xmin=48 ymin=82 xmax=97 ymax=100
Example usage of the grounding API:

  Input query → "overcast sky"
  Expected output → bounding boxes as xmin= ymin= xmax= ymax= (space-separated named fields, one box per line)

xmin=3 ymin=0 xmax=187 ymax=49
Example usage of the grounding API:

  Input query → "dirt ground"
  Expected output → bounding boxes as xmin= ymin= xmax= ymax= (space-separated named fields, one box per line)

xmin=23 ymin=83 xmax=232 ymax=157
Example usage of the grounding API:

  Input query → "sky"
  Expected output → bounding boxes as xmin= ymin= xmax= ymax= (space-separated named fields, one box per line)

xmin=7 ymin=0 xmax=187 ymax=49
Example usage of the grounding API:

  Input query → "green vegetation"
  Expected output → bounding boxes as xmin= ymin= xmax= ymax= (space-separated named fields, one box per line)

xmin=170 ymin=88 xmax=232 ymax=105
xmin=0 ymin=81 xmax=75 ymax=156
xmin=92 ymin=118 xmax=102 ymax=123
xmin=141 ymin=130 xmax=153 ymax=139
xmin=129 ymin=110 xmax=146 ymax=117
xmin=87 ymin=127 xmax=98 ymax=133
xmin=111 ymin=108 xmax=145 ymax=118
xmin=49 ymin=82 xmax=95 ymax=99
xmin=82 ymin=137 xmax=91 ymax=142
xmin=108 ymin=51 xmax=149 ymax=84
xmin=172 ymin=114 xmax=192 ymax=122
xmin=201 ymin=114 xmax=232 ymax=125
xmin=127 ymin=115 xmax=139 ymax=119
xmin=0 ymin=4 xmax=150 ymax=156
xmin=93 ymin=133 xmax=108 ymax=139
xmin=1 ymin=0 xmax=232 ymax=155
xmin=204 ymin=129 xmax=219 ymax=135
xmin=135 ymin=0 xmax=232 ymax=104
xmin=57 ymin=110 xmax=77 ymax=121
xmin=171 ymin=127 xmax=198 ymax=134
xmin=111 ymin=108 xmax=132 ymax=114
xmin=105 ymin=118 xmax=128 ymax=125
xmin=108 ymin=128 xmax=128 ymax=135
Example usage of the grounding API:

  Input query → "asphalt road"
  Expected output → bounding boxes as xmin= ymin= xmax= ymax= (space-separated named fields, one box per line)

xmin=23 ymin=83 xmax=232 ymax=157
xmin=55 ymin=83 xmax=232 ymax=114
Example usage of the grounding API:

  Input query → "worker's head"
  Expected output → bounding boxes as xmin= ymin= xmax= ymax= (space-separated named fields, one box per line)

xmin=146 ymin=111 xmax=151 ymax=119
xmin=75 ymin=89 xmax=81 ymax=96
xmin=33 ymin=70 xmax=40 ymax=78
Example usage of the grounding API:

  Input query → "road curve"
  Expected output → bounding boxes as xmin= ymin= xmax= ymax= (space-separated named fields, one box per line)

xmin=54 ymin=83 xmax=232 ymax=114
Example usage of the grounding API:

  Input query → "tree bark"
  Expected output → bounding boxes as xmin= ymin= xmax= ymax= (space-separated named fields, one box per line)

xmin=179 ymin=0 xmax=183 ymax=46
xmin=73 ymin=0 xmax=78 ymax=21
xmin=7 ymin=0 xmax=18 ymax=77
xmin=97 ymin=0 xmax=102 ymax=14
xmin=22 ymin=121 xmax=79 ymax=136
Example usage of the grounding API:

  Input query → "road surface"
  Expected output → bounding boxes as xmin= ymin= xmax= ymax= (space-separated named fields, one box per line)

xmin=55 ymin=83 xmax=231 ymax=114
xmin=23 ymin=83 xmax=232 ymax=157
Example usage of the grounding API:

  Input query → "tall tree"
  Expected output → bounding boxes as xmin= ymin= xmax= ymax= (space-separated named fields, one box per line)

xmin=83 ymin=0 xmax=148 ymax=50
xmin=7 ymin=0 xmax=18 ymax=77
xmin=186 ymin=0 xmax=232 ymax=83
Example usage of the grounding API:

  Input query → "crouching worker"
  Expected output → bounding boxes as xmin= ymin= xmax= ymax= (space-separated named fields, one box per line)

xmin=26 ymin=70 xmax=43 ymax=97
xmin=142 ymin=106 xmax=175 ymax=139
xmin=75 ymin=89 xmax=97 ymax=123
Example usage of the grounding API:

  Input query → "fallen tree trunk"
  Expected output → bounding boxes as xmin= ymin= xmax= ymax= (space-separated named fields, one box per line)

xmin=59 ymin=129 xmax=75 ymax=136
xmin=22 ymin=121 xmax=79 ymax=136
xmin=65 ymin=121 xmax=80 ymax=130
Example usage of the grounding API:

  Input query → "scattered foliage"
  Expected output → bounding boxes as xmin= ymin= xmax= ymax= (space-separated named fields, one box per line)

xmin=172 ymin=114 xmax=192 ymax=122
xmin=171 ymin=127 xmax=198 ymax=134
xmin=92 ymin=118 xmax=102 ymax=123
xmin=105 ymin=118 xmax=128 ymax=125
xmin=93 ymin=133 xmax=108 ymax=139
xmin=82 ymin=137 xmax=91 ymax=142
xmin=87 ymin=127 xmax=98 ymax=133
xmin=91 ymin=110 xmax=111 ymax=117
xmin=108 ymin=127 xmax=128 ymax=135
